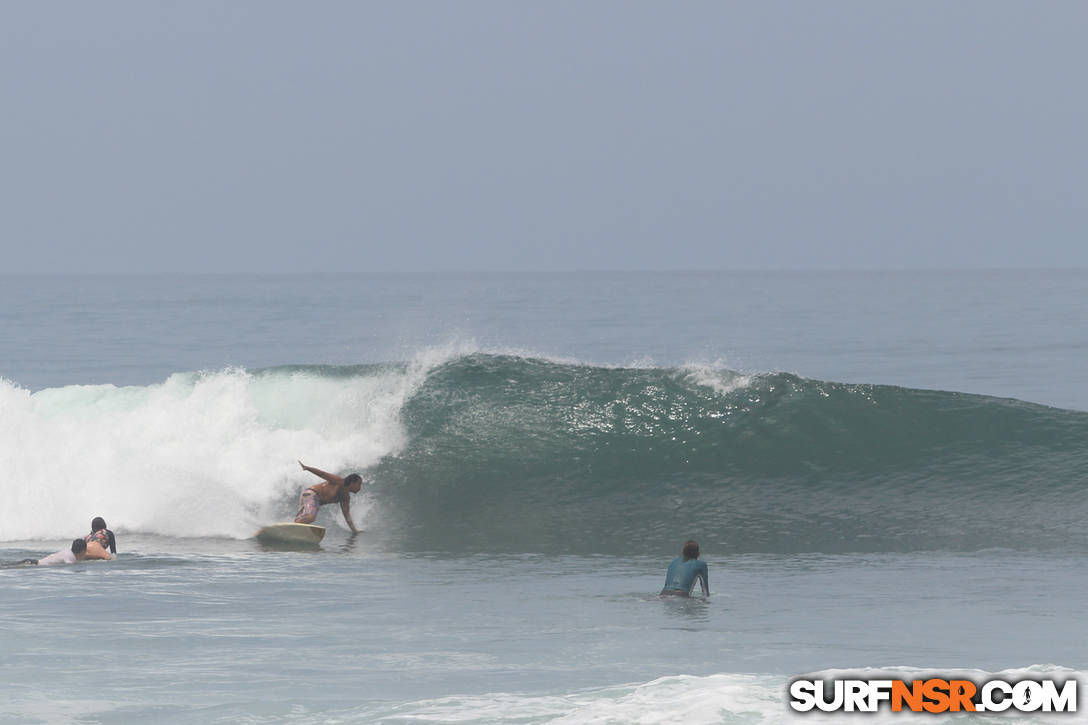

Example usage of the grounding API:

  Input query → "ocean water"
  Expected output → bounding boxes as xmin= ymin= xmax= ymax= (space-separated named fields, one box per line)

xmin=1 ymin=271 xmax=1086 ymax=724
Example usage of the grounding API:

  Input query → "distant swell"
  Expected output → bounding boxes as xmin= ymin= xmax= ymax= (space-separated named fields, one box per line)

xmin=2 ymin=352 xmax=1086 ymax=554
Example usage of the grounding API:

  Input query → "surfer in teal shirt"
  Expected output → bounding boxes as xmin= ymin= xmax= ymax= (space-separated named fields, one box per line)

xmin=661 ymin=540 xmax=709 ymax=597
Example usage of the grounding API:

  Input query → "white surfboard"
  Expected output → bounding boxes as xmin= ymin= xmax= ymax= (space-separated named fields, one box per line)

xmin=255 ymin=522 xmax=326 ymax=545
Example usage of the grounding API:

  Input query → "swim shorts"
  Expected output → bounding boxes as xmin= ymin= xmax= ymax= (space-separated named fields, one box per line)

xmin=294 ymin=488 xmax=320 ymax=523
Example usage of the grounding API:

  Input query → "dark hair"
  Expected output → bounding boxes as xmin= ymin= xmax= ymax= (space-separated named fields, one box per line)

xmin=682 ymin=540 xmax=700 ymax=560
xmin=71 ymin=539 xmax=87 ymax=555
xmin=345 ymin=474 xmax=363 ymax=486
xmin=91 ymin=517 xmax=107 ymax=531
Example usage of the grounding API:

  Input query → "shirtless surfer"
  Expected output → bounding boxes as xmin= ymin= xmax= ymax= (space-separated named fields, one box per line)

xmin=295 ymin=461 xmax=362 ymax=534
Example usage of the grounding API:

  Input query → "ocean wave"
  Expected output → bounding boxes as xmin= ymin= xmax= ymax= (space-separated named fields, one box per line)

xmin=2 ymin=353 xmax=1086 ymax=554
xmin=365 ymin=354 xmax=1088 ymax=554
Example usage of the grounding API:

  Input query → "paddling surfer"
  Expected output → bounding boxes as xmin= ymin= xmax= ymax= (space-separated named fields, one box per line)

xmin=0 ymin=540 xmax=89 ymax=568
xmin=2 ymin=536 xmax=112 ymax=568
xmin=660 ymin=540 xmax=709 ymax=597
xmin=38 ymin=539 xmax=93 ymax=565
xmin=295 ymin=461 xmax=362 ymax=534
xmin=85 ymin=516 xmax=117 ymax=555
xmin=36 ymin=539 xmax=104 ymax=566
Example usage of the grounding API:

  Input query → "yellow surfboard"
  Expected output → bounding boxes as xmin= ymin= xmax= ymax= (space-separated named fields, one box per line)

xmin=255 ymin=522 xmax=326 ymax=545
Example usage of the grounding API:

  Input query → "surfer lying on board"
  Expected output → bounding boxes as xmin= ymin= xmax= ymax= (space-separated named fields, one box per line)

xmin=2 ymin=534 xmax=113 ymax=568
xmin=660 ymin=540 xmax=709 ymax=597
xmin=295 ymin=461 xmax=362 ymax=534
xmin=37 ymin=539 xmax=92 ymax=566
xmin=33 ymin=538 xmax=108 ymax=566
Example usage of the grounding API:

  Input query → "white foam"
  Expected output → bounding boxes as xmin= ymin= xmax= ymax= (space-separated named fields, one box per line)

xmin=357 ymin=673 xmax=783 ymax=724
xmin=680 ymin=360 xmax=755 ymax=396
xmin=0 ymin=348 xmax=461 ymax=541
xmin=351 ymin=667 xmax=1086 ymax=724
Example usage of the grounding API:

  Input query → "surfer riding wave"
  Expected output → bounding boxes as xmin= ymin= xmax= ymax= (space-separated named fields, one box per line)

xmin=294 ymin=461 xmax=362 ymax=534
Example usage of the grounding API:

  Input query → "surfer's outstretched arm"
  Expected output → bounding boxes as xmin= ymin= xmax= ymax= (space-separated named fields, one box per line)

xmin=299 ymin=461 xmax=344 ymax=486
xmin=340 ymin=497 xmax=360 ymax=534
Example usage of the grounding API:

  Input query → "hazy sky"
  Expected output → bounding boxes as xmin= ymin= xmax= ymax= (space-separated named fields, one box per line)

xmin=3 ymin=2 xmax=1085 ymax=272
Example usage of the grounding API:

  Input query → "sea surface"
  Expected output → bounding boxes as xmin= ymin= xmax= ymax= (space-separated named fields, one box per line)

xmin=1 ymin=271 xmax=1086 ymax=724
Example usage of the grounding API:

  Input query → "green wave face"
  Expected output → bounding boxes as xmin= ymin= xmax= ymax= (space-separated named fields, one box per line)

xmin=365 ymin=354 xmax=1088 ymax=555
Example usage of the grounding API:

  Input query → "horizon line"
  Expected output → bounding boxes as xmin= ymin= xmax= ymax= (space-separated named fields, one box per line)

xmin=2 ymin=266 xmax=1085 ymax=277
